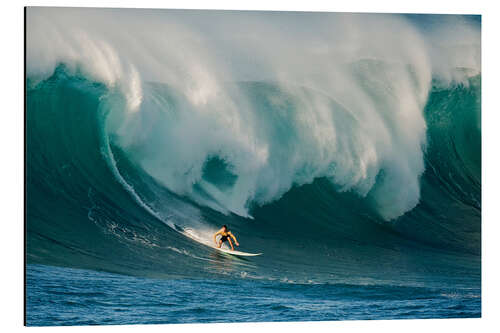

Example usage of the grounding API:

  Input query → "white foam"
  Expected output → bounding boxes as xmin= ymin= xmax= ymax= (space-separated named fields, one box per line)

xmin=26 ymin=8 xmax=481 ymax=220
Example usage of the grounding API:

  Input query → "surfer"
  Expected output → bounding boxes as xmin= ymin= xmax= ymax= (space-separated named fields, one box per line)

xmin=213 ymin=225 xmax=240 ymax=251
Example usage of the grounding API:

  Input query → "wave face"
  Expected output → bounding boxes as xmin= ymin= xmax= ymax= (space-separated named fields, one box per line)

xmin=26 ymin=8 xmax=480 ymax=286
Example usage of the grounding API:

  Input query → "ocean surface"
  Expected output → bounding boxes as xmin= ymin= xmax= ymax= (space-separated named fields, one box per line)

xmin=26 ymin=8 xmax=481 ymax=326
xmin=26 ymin=264 xmax=480 ymax=325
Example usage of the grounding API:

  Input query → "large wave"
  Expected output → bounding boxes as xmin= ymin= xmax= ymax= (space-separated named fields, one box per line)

xmin=26 ymin=8 xmax=481 ymax=283
xmin=27 ymin=8 xmax=480 ymax=220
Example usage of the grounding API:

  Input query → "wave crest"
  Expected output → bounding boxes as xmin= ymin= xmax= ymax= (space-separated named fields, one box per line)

xmin=26 ymin=8 xmax=481 ymax=220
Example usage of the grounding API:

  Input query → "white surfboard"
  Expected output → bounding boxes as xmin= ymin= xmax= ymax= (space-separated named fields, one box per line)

xmin=213 ymin=246 xmax=262 ymax=257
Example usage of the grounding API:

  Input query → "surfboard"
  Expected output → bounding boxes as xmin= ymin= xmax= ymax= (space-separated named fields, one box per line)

xmin=213 ymin=246 xmax=262 ymax=257
xmin=168 ymin=222 xmax=262 ymax=257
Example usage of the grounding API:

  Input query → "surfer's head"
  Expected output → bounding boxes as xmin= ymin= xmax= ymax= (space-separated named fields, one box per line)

xmin=222 ymin=225 xmax=228 ymax=231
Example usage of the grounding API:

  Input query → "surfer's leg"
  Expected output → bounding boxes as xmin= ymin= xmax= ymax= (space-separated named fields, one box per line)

xmin=217 ymin=240 xmax=222 ymax=248
xmin=227 ymin=238 xmax=234 ymax=251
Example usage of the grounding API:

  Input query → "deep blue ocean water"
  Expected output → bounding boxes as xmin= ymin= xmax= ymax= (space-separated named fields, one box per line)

xmin=26 ymin=264 xmax=480 ymax=326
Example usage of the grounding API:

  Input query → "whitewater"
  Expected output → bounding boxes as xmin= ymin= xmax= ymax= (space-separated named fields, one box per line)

xmin=25 ymin=7 xmax=481 ymax=325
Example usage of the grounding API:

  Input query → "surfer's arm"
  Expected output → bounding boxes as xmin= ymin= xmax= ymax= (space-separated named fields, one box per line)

xmin=213 ymin=230 xmax=222 ymax=245
xmin=229 ymin=232 xmax=239 ymax=246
